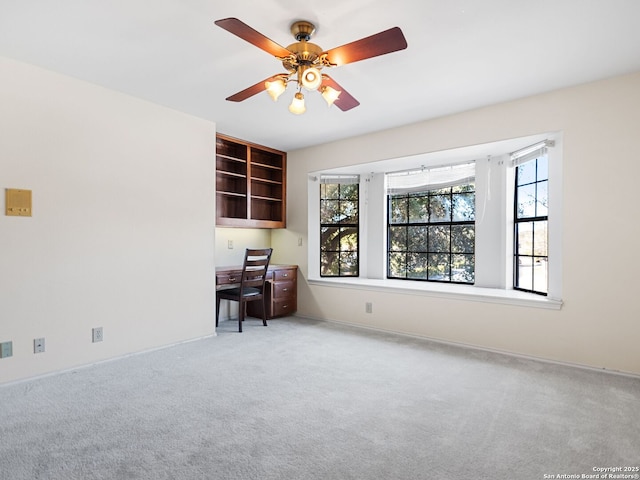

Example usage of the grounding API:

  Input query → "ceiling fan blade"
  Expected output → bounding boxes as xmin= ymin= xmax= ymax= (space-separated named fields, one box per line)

xmin=323 ymin=27 xmax=407 ymax=66
xmin=225 ymin=76 xmax=275 ymax=102
xmin=215 ymin=18 xmax=292 ymax=58
xmin=321 ymin=75 xmax=360 ymax=111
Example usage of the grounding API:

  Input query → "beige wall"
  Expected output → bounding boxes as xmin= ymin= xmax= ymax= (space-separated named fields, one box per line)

xmin=2 ymin=54 xmax=638 ymax=382
xmin=274 ymin=71 xmax=640 ymax=375
xmin=214 ymin=227 xmax=272 ymax=266
xmin=0 ymin=57 xmax=217 ymax=384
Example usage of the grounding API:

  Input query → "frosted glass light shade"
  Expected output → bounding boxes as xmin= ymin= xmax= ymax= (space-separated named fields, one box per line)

xmin=288 ymin=92 xmax=306 ymax=115
xmin=265 ymin=78 xmax=286 ymax=101
xmin=321 ymin=86 xmax=341 ymax=107
xmin=301 ymin=67 xmax=322 ymax=90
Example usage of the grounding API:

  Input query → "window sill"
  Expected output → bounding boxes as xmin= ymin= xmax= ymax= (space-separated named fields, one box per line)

xmin=308 ymin=277 xmax=563 ymax=310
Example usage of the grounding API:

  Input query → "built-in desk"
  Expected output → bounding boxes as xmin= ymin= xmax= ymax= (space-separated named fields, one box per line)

xmin=216 ymin=264 xmax=298 ymax=319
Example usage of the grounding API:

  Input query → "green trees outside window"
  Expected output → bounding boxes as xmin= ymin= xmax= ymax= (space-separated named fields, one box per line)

xmin=388 ymin=184 xmax=475 ymax=283
xmin=320 ymin=182 xmax=359 ymax=276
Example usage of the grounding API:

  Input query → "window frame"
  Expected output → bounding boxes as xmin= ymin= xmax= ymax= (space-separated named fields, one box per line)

xmin=306 ymin=133 xmax=563 ymax=309
xmin=319 ymin=179 xmax=360 ymax=277
xmin=513 ymin=153 xmax=549 ymax=295
xmin=386 ymin=182 xmax=476 ymax=284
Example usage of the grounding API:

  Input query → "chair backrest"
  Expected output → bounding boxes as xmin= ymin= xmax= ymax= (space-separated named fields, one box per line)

xmin=240 ymin=248 xmax=273 ymax=290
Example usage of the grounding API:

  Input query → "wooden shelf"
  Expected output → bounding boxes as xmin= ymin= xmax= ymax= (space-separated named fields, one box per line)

xmin=217 ymin=191 xmax=247 ymax=198
xmin=216 ymin=134 xmax=286 ymax=228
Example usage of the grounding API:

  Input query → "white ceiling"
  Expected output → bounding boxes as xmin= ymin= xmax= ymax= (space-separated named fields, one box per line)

xmin=2 ymin=0 xmax=640 ymax=152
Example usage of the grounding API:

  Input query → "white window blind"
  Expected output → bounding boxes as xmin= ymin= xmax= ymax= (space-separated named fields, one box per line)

xmin=320 ymin=174 xmax=360 ymax=184
xmin=386 ymin=162 xmax=475 ymax=195
xmin=510 ymin=140 xmax=554 ymax=166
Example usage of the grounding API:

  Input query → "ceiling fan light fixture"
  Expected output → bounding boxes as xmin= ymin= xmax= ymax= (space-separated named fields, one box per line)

xmin=300 ymin=67 xmax=322 ymax=90
xmin=265 ymin=78 xmax=287 ymax=101
xmin=288 ymin=92 xmax=306 ymax=115
xmin=215 ymin=18 xmax=407 ymax=113
xmin=321 ymin=85 xmax=341 ymax=107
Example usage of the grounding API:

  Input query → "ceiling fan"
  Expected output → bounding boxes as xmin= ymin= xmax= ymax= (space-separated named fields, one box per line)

xmin=214 ymin=17 xmax=408 ymax=114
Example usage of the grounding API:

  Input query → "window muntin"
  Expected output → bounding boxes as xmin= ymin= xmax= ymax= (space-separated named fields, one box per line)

xmin=514 ymin=154 xmax=549 ymax=295
xmin=320 ymin=181 xmax=359 ymax=277
xmin=388 ymin=183 xmax=475 ymax=283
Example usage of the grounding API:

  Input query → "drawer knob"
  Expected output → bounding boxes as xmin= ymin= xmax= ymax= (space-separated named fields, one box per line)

xmin=229 ymin=277 xmax=236 ymax=282
xmin=282 ymin=288 xmax=288 ymax=292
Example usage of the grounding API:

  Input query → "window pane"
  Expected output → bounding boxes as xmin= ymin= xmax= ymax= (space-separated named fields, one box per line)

xmin=321 ymin=199 xmax=340 ymax=224
xmin=429 ymin=195 xmax=451 ymax=222
xmin=408 ymin=195 xmax=429 ymax=222
xmin=340 ymin=252 xmax=359 ymax=276
xmin=321 ymin=226 xmax=340 ymax=252
xmin=341 ymin=184 xmax=358 ymax=200
xmin=389 ymin=226 xmax=407 ymax=252
xmin=407 ymin=253 xmax=429 ymax=279
xmin=537 ymin=156 xmax=548 ymax=181
xmin=452 ymin=193 xmax=475 ymax=221
xmin=533 ymin=221 xmax=548 ymax=256
xmin=408 ymin=226 xmax=428 ymax=251
xmin=321 ymin=252 xmax=339 ymax=276
xmin=388 ymin=252 xmax=406 ymax=278
xmin=389 ymin=196 xmax=408 ymax=224
xmin=533 ymin=258 xmax=548 ymax=294
xmin=340 ymin=227 xmax=358 ymax=252
xmin=452 ymin=254 xmax=475 ymax=283
xmin=536 ymin=180 xmax=548 ymax=217
xmin=516 ymin=184 xmax=536 ymax=218
xmin=428 ymin=225 xmax=450 ymax=253
xmin=452 ymin=183 xmax=474 ymax=194
xmin=517 ymin=161 xmax=536 ymax=185
xmin=340 ymin=200 xmax=358 ymax=224
xmin=516 ymin=256 xmax=534 ymax=290
xmin=322 ymin=184 xmax=340 ymax=200
xmin=428 ymin=253 xmax=450 ymax=281
xmin=517 ymin=222 xmax=534 ymax=256
xmin=451 ymin=225 xmax=475 ymax=253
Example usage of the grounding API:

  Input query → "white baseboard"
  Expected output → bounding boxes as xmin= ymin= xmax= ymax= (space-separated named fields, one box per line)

xmin=293 ymin=314 xmax=640 ymax=380
xmin=0 ymin=333 xmax=217 ymax=388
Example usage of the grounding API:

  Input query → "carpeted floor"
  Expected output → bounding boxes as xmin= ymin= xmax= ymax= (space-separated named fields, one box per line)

xmin=1 ymin=316 xmax=639 ymax=480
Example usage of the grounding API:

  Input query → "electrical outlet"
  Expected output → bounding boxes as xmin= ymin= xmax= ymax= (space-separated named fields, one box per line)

xmin=227 ymin=240 xmax=233 ymax=249
xmin=365 ymin=302 xmax=373 ymax=314
xmin=0 ymin=341 xmax=13 ymax=358
xmin=92 ymin=327 xmax=103 ymax=343
xmin=298 ymin=237 xmax=303 ymax=246
xmin=34 ymin=337 xmax=45 ymax=354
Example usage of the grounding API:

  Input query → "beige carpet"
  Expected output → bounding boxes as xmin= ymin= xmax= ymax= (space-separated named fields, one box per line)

xmin=1 ymin=316 xmax=639 ymax=479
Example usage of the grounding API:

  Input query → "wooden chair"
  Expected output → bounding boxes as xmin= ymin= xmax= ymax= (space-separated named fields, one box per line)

xmin=216 ymin=248 xmax=273 ymax=332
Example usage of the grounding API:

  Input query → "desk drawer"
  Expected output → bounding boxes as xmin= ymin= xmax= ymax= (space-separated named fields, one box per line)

xmin=272 ymin=280 xmax=295 ymax=299
xmin=216 ymin=270 xmax=243 ymax=285
xmin=273 ymin=268 xmax=296 ymax=282
xmin=272 ymin=298 xmax=297 ymax=317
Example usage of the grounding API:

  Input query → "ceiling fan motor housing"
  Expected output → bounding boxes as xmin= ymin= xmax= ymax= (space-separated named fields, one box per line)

xmin=290 ymin=20 xmax=316 ymax=41
xmin=283 ymin=41 xmax=323 ymax=71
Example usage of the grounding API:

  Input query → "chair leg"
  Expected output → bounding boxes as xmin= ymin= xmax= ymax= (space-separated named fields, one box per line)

xmin=216 ymin=296 xmax=221 ymax=327
xmin=261 ymin=297 xmax=268 ymax=327
xmin=238 ymin=300 xmax=244 ymax=333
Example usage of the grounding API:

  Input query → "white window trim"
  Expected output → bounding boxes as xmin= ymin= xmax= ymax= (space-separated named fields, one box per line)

xmin=308 ymin=133 xmax=563 ymax=310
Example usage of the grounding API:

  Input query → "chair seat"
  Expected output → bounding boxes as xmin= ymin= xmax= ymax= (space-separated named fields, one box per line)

xmin=219 ymin=287 xmax=261 ymax=298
